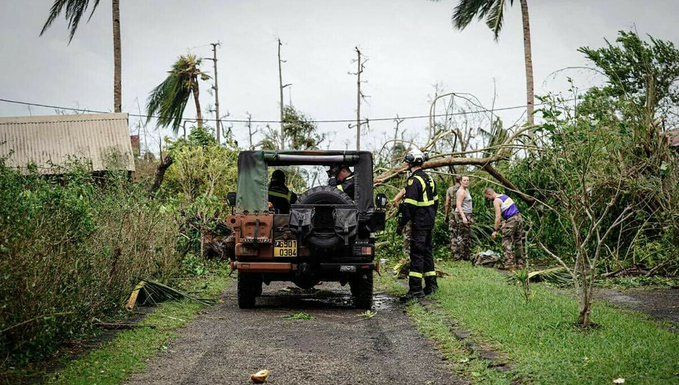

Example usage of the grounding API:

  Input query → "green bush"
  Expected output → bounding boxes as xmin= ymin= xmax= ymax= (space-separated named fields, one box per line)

xmin=0 ymin=162 xmax=182 ymax=365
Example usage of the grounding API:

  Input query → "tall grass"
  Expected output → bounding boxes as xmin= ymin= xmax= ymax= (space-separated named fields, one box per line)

xmin=0 ymin=162 xmax=182 ymax=365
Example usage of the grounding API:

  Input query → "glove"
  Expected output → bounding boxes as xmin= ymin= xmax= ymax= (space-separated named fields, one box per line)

xmin=396 ymin=224 xmax=404 ymax=235
xmin=445 ymin=214 xmax=449 ymax=223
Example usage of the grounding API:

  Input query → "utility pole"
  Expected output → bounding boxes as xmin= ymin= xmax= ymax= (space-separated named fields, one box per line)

xmin=246 ymin=113 xmax=257 ymax=150
xmin=352 ymin=47 xmax=366 ymax=150
xmin=277 ymin=38 xmax=286 ymax=150
xmin=207 ymin=42 xmax=222 ymax=143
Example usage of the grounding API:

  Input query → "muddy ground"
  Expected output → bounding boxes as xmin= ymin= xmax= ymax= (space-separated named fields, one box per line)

xmin=125 ymin=281 xmax=466 ymax=385
xmin=595 ymin=287 xmax=679 ymax=329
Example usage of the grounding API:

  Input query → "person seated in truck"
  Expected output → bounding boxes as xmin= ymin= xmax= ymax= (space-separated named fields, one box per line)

xmin=268 ymin=169 xmax=297 ymax=214
xmin=327 ymin=165 xmax=355 ymax=200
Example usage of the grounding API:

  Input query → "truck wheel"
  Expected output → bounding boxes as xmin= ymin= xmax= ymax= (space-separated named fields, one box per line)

xmin=350 ymin=272 xmax=373 ymax=309
xmin=237 ymin=273 xmax=261 ymax=309
xmin=297 ymin=185 xmax=353 ymax=205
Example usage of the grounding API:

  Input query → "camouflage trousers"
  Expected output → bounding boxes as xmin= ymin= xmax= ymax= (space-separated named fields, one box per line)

xmin=402 ymin=222 xmax=412 ymax=257
xmin=449 ymin=213 xmax=473 ymax=261
xmin=501 ymin=214 xmax=525 ymax=269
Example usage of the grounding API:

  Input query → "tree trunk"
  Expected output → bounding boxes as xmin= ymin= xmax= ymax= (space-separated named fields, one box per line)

xmin=483 ymin=164 xmax=535 ymax=205
xmin=519 ymin=0 xmax=534 ymax=127
xmin=150 ymin=155 xmax=173 ymax=196
xmin=192 ymin=76 xmax=203 ymax=128
xmin=576 ymin=256 xmax=593 ymax=327
xmin=112 ymin=0 xmax=122 ymax=113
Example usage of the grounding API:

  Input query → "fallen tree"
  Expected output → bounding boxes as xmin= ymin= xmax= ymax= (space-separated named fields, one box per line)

xmin=374 ymin=125 xmax=537 ymax=205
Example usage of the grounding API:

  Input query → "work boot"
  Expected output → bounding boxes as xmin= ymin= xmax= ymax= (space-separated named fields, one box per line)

xmin=400 ymin=276 xmax=425 ymax=303
xmin=424 ymin=276 xmax=438 ymax=296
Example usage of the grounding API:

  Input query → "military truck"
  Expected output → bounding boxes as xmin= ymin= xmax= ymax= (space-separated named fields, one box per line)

xmin=225 ymin=151 xmax=387 ymax=309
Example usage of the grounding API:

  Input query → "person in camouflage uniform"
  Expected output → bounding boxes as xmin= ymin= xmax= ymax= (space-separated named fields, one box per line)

xmin=444 ymin=177 xmax=461 ymax=257
xmin=445 ymin=176 xmax=474 ymax=260
xmin=454 ymin=176 xmax=474 ymax=261
xmin=485 ymin=188 xmax=525 ymax=270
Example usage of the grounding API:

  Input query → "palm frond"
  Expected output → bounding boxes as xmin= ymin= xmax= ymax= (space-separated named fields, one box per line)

xmin=40 ymin=0 xmax=101 ymax=42
xmin=485 ymin=0 xmax=507 ymax=40
xmin=452 ymin=0 xmax=496 ymax=29
xmin=146 ymin=55 xmax=206 ymax=134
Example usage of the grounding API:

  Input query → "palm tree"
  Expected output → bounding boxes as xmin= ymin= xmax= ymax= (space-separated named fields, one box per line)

xmin=41 ymin=0 xmax=122 ymax=113
xmin=146 ymin=55 xmax=210 ymax=134
xmin=451 ymin=0 xmax=535 ymax=126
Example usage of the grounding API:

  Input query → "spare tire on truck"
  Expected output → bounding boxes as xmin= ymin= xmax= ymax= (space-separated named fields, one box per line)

xmin=296 ymin=186 xmax=353 ymax=250
xmin=297 ymin=185 xmax=353 ymax=205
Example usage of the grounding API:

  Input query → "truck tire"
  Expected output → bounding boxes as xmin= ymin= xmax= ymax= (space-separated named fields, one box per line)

xmin=350 ymin=272 xmax=373 ymax=309
xmin=297 ymin=185 xmax=353 ymax=205
xmin=237 ymin=272 xmax=261 ymax=309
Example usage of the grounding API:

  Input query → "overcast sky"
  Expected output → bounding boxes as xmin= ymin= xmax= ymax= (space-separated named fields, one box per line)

xmin=1 ymin=0 xmax=677 ymax=151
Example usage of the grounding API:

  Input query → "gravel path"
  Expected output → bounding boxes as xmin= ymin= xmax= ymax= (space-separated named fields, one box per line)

xmin=125 ymin=280 xmax=465 ymax=385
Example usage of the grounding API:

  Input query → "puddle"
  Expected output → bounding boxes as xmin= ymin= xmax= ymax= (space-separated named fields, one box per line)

xmin=257 ymin=284 xmax=397 ymax=311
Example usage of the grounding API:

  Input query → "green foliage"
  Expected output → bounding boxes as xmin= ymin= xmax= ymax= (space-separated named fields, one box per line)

xmin=578 ymin=30 xmax=679 ymax=116
xmin=261 ymin=106 xmax=325 ymax=151
xmin=0 ymin=162 xmax=182 ymax=366
xmin=161 ymin=127 xmax=239 ymax=255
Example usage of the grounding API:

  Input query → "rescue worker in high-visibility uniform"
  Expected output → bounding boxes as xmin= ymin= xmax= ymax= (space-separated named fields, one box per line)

xmin=328 ymin=165 xmax=355 ymax=199
xmin=268 ymin=169 xmax=297 ymax=214
xmin=396 ymin=149 xmax=439 ymax=301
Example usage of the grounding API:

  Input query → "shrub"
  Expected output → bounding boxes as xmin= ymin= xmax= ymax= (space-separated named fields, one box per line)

xmin=0 ymin=162 xmax=182 ymax=365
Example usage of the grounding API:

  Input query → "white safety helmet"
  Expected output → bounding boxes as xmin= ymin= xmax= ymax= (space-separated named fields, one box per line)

xmin=404 ymin=148 xmax=427 ymax=166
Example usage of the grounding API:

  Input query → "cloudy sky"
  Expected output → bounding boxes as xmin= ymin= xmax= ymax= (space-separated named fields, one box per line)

xmin=1 ymin=0 xmax=677 ymax=152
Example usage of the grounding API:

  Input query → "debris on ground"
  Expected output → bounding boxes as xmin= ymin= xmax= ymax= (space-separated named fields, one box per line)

xmin=250 ymin=369 xmax=270 ymax=383
xmin=92 ymin=317 xmax=155 ymax=330
xmin=393 ymin=258 xmax=410 ymax=279
xmin=359 ymin=310 xmax=377 ymax=319
xmin=126 ymin=280 xmax=213 ymax=311
xmin=528 ymin=266 xmax=571 ymax=285
xmin=283 ymin=312 xmax=314 ymax=321
xmin=474 ymin=250 xmax=501 ymax=267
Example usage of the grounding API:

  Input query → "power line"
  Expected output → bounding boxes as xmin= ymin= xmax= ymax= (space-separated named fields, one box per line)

xmin=0 ymin=96 xmax=545 ymax=125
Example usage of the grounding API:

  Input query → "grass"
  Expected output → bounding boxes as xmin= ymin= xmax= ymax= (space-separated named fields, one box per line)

xmin=46 ymin=266 xmax=231 ymax=385
xmin=284 ymin=312 xmax=314 ymax=321
xmin=424 ymin=262 xmax=679 ymax=385
xmin=408 ymin=303 xmax=515 ymax=385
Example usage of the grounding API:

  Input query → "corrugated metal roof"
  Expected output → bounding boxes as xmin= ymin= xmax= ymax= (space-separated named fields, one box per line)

xmin=0 ymin=113 xmax=135 ymax=174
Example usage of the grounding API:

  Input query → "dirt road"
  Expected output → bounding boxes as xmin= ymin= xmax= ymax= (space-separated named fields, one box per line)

xmin=125 ymin=281 xmax=465 ymax=385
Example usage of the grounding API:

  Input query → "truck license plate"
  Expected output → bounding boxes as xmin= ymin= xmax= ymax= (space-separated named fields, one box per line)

xmin=274 ymin=240 xmax=297 ymax=257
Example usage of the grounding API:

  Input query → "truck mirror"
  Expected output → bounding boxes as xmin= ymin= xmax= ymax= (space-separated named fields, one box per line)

xmin=227 ymin=192 xmax=237 ymax=206
xmin=375 ymin=193 xmax=388 ymax=209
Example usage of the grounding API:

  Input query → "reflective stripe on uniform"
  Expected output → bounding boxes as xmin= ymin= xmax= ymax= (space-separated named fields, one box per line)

xmin=269 ymin=190 xmax=292 ymax=201
xmin=409 ymin=271 xmax=423 ymax=278
xmin=404 ymin=174 xmax=438 ymax=207
xmin=424 ymin=271 xmax=437 ymax=277
xmin=336 ymin=174 xmax=354 ymax=192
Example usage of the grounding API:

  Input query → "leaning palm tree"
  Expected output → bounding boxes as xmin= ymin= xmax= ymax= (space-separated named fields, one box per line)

xmin=146 ymin=55 xmax=210 ymax=134
xmin=41 ymin=0 xmax=122 ymax=113
xmin=451 ymin=0 xmax=535 ymax=126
